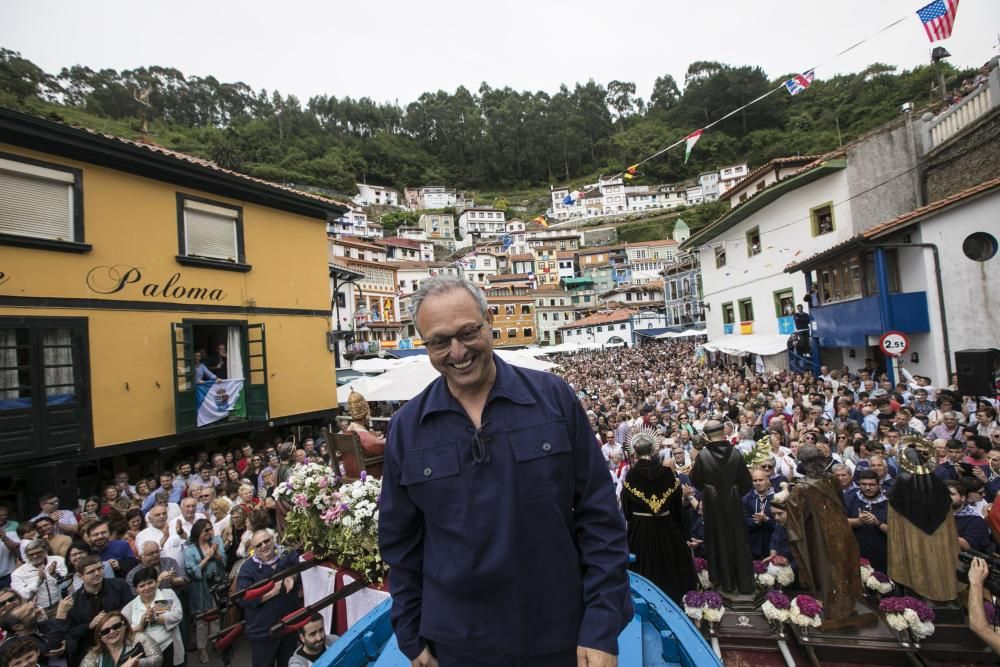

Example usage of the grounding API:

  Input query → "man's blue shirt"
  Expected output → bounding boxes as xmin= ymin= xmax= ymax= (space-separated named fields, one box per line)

xmin=378 ymin=355 xmax=633 ymax=659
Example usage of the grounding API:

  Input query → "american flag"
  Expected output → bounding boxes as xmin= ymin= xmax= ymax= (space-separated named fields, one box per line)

xmin=784 ymin=70 xmax=815 ymax=96
xmin=916 ymin=0 xmax=960 ymax=43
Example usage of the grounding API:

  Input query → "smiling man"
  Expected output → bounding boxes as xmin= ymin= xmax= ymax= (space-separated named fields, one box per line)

xmin=379 ymin=276 xmax=632 ymax=667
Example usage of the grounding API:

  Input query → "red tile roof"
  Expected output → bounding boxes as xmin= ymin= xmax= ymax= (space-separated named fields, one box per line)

xmin=508 ymin=254 xmax=535 ymax=262
xmin=380 ymin=237 xmax=426 ymax=249
xmin=490 ymin=273 xmax=532 ymax=282
xmin=558 ymin=308 xmax=637 ymax=330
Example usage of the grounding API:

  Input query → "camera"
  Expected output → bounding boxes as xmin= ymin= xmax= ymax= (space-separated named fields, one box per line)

xmin=121 ymin=643 xmax=146 ymax=660
xmin=207 ymin=571 xmax=231 ymax=613
xmin=957 ymin=549 xmax=1000 ymax=596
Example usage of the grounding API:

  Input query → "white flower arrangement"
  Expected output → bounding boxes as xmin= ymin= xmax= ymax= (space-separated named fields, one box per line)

xmin=885 ymin=613 xmax=909 ymax=632
xmin=761 ymin=600 xmax=789 ymax=623
xmin=703 ymin=605 xmax=725 ymax=623
xmin=864 ymin=573 xmax=894 ymax=595
xmin=770 ymin=563 xmax=795 ymax=587
xmin=756 ymin=571 xmax=776 ymax=588
xmin=789 ymin=596 xmax=823 ymax=628
xmin=697 ymin=570 xmax=712 ymax=590
xmin=277 ymin=465 xmax=387 ymax=583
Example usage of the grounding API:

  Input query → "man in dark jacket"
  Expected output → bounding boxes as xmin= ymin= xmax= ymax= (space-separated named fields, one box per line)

xmin=236 ymin=531 xmax=300 ymax=667
xmin=66 ymin=555 xmax=132 ymax=663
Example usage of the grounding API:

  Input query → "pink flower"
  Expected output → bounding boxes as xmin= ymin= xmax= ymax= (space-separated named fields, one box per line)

xmin=693 ymin=557 xmax=708 ymax=573
xmin=318 ymin=477 xmax=329 ymax=489
xmin=293 ymin=493 xmax=309 ymax=508
xmin=753 ymin=560 xmax=768 ymax=575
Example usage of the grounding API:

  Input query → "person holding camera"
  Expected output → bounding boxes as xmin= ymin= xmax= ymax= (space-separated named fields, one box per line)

xmin=236 ymin=530 xmax=300 ymax=667
xmin=183 ymin=519 xmax=226 ymax=665
xmin=80 ymin=611 xmax=162 ymax=667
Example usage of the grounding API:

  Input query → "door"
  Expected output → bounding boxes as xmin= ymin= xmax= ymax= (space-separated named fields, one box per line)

xmin=171 ymin=322 xmax=196 ymax=433
xmin=245 ymin=323 xmax=269 ymax=422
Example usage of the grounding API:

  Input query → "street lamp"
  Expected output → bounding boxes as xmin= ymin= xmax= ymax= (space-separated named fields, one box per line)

xmin=330 ymin=266 xmax=367 ymax=368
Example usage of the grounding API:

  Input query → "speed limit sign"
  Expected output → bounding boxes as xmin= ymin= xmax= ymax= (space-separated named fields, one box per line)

xmin=879 ymin=330 xmax=910 ymax=357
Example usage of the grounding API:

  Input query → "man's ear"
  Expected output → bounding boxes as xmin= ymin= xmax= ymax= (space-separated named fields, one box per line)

xmin=485 ymin=309 xmax=494 ymax=326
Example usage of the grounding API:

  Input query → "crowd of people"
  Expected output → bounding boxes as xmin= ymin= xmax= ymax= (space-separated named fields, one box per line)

xmin=1 ymin=333 xmax=998 ymax=665
xmin=0 ymin=436 xmax=340 ymax=667
xmin=550 ymin=341 xmax=1000 ymax=614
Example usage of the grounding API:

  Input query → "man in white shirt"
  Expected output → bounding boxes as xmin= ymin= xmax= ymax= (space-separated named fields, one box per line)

xmin=173 ymin=497 xmax=206 ymax=545
xmin=898 ymin=362 xmax=937 ymax=403
xmin=10 ymin=540 xmax=68 ymax=611
xmin=135 ymin=504 xmax=186 ymax=566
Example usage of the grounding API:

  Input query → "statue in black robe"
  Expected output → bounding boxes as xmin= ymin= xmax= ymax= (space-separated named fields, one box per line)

xmin=689 ymin=421 xmax=754 ymax=594
xmin=622 ymin=456 xmax=697 ymax=603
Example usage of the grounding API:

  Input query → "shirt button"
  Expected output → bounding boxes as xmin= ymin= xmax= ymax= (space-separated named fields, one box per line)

xmin=423 ymin=467 xmax=433 ymax=477
xmin=541 ymin=442 xmax=552 ymax=452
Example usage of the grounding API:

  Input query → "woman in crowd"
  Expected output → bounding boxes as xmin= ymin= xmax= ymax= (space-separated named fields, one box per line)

xmin=183 ymin=518 xmax=226 ymax=664
xmin=79 ymin=496 xmax=101 ymax=523
xmin=209 ymin=499 xmax=231 ymax=538
xmin=122 ymin=567 xmax=184 ymax=665
xmin=80 ymin=610 xmax=162 ymax=667
xmin=124 ymin=509 xmax=145 ymax=557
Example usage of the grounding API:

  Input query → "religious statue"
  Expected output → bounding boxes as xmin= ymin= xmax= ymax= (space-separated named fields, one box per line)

xmin=690 ymin=420 xmax=755 ymax=595
xmin=345 ymin=390 xmax=386 ymax=457
xmin=621 ymin=427 xmax=697 ymax=603
xmin=784 ymin=444 xmax=863 ymax=621
xmin=888 ymin=436 xmax=959 ymax=602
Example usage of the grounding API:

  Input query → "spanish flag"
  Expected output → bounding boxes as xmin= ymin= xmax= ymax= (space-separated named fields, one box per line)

xmin=532 ymin=215 xmax=548 ymax=228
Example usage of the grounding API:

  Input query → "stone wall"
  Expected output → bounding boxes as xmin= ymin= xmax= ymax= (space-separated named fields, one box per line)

xmin=846 ymin=120 xmax=922 ymax=231
xmin=923 ymin=106 xmax=1000 ymax=201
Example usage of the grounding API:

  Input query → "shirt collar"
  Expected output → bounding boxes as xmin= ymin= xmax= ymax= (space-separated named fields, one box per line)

xmin=418 ymin=353 xmax=535 ymax=423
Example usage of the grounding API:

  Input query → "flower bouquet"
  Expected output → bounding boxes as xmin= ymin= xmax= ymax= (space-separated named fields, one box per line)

xmin=879 ymin=596 xmax=935 ymax=646
xmin=753 ymin=560 xmax=776 ymax=588
xmin=789 ymin=594 xmax=823 ymax=639
xmin=768 ymin=555 xmax=795 ymax=587
xmin=693 ymin=557 xmax=712 ymax=590
xmin=763 ymin=590 xmax=791 ymax=637
xmin=864 ymin=569 xmax=894 ymax=597
xmin=860 ymin=557 xmax=874 ymax=581
xmin=682 ymin=591 xmax=705 ymax=624
xmin=276 ymin=465 xmax=388 ymax=584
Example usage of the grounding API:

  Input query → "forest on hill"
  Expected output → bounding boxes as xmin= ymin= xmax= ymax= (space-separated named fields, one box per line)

xmin=0 ymin=49 xmax=973 ymax=197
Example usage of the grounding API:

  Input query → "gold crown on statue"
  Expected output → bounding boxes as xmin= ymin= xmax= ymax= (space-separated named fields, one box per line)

xmin=897 ymin=435 xmax=936 ymax=475
xmin=625 ymin=425 xmax=663 ymax=456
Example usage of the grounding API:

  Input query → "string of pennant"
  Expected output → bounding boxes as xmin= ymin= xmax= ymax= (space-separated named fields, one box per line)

xmin=555 ymin=0 xmax=959 ymax=211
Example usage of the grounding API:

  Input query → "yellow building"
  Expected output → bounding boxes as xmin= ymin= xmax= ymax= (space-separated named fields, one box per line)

xmin=0 ymin=108 xmax=346 ymax=498
xmin=486 ymin=294 xmax=537 ymax=347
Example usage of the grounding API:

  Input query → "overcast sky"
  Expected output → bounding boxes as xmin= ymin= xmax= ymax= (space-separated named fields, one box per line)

xmin=2 ymin=0 xmax=998 ymax=105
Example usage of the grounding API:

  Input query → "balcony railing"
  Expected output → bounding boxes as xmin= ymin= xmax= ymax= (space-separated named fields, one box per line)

xmin=922 ymin=56 xmax=999 ymax=151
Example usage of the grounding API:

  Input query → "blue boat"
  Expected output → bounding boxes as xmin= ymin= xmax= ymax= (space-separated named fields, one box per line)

xmin=312 ymin=572 xmax=721 ymax=667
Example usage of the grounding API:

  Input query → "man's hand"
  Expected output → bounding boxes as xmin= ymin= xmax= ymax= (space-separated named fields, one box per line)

xmin=45 ymin=641 xmax=66 ymax=658
xmin=282 ymin=576 xmax=295 ymax=593
xmin=410 ymin=646 xmax=438 ymax=667
xmin=970 ymin=557 xmax=989 ymax=587
xmin=56 ymin=594 xmax=74 ymax=619
xmin=158 ymin=568 xmax=173 ymax=585
xmin=577 ymin=646 xmax=617 ymax=666
xmin=175 ymin=519 xmax=186 ymax=540
xmin=89 ymin=610 xmax=108 ymax=629
xmin=108 ymin=559 xmax=120 ymax=572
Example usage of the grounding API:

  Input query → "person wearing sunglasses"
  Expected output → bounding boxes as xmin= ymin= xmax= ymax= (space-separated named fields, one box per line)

xmin=65 ymin=555 xmax=133 ymax=664
xmin=235 ymin=530 xmax=300 ymax=667
xmin=80 ymin=611 xmax=161 ymax=667
xmin=379 ymin=277 xmax=632 ymax=667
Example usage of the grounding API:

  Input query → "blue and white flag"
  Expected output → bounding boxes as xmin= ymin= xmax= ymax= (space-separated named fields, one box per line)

xmin=196 ymin=378 xmax=246 ymax=427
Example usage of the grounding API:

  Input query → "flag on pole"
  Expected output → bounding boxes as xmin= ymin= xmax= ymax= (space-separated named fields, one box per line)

xmin=196 ymin=378 xmax=246 ymax=427
xmin=683 ymin=129 xmax=703 ymax=164
xmin=784 ymin=70 xmax=815 ymax=95
xmin=531 ymin=215 xmax=548 ymax=228
xmin=916 ymin=0 xmax=959 ymax=42
xmin=562 ymin=190 xmax=581 ymax=205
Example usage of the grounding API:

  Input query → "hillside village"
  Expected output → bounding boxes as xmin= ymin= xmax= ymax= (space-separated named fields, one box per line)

xmin=329 ymin=55 xmax=999 ymax=389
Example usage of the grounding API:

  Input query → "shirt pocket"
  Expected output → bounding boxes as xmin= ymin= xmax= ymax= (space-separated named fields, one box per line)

xmin=400 ymin=443 xmax=464 ymax=525
xmin=508 ymin=421 xmax=573 ymax=504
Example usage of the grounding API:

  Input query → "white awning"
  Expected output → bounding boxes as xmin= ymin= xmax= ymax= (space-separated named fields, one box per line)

xmin=654 ymin=329 xmax=707 ymax=339
xmin=700 ymin=334 xmax=790 ymax=357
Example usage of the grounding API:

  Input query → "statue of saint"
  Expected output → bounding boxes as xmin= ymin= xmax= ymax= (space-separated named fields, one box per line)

xmin=690 ymin=420 xmax=755 ymax=594
xmin=784 ymin=444 xmax=863 ymax=621
xmin=888 ymin=437 xmax=959 ymax=602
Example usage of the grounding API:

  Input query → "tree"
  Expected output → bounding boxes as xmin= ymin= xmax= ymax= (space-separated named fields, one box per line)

xmin=649 ymin=74 xmax=681 ymax=113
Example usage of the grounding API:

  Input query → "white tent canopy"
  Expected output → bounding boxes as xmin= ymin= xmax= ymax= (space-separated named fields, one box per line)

xmin=353 ymin=352 xmax=560 ymax=403
xmin=654 ymin=329 xmax=707 ymax=339
xmin=700 ymin=334 xmax=789 ymax=357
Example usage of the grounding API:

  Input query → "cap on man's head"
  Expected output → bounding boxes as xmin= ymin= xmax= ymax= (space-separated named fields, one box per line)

xmin=870 ymin=388 xmax=888 ymax=398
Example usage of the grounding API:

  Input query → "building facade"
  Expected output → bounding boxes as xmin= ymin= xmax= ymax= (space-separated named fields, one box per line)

xmin=0 ymin=109 xmax=345 ymax=502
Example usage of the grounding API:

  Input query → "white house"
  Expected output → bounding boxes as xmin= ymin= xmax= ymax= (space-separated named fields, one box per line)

xmin=327 ymin=205 xmax=369 ymax=238
xmin=405 ymin=185 xmax=457 ymax=210
xmin=600 ymin=176 xmax=627 ymax=215
xmin=684 ymin=183 xmax=704 ymax=206
xmin=506 ymin=219 xmax=527 ymax=254
xmin=557 ymin=250 xmax=577 ymax=282
xmin=721 ymin=156 xmax=817 ymax=207
xmin=457 ymin=208 xmax=507 ymax=246
xmin=786 ymin=176 xmax=1000 ymax=389
xmin=658 ymin=184 xmax=688 ymax=209
xmin=699 ymin=172 xmax=720 ymax=202
xmin=718 ymin=163 xmax=750 ymax=197
xmin=354 ymin=183 xmax=402 ymax=207
xmin=559 ymin=308 xmax=667 ymax=347
xmin=455 ymin=247 xmax=501 ymax=287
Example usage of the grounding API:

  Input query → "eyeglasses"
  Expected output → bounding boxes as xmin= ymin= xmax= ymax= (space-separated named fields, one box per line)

xmin=422 ymin=322 xmax=485 ymax=353
xmin=0 ymin=596 xmax=19 ymax=606
xmin=761 ymin=464 xmax=775 ymax=469
xmin=100 ymin=621 xmax=125 ymax=637
xmin=253 ymin=537 xmax=272 ymax=549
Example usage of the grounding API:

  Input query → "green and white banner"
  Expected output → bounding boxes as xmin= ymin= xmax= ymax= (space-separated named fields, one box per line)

xmin=196 ymin=378 xmax=246 ymax=427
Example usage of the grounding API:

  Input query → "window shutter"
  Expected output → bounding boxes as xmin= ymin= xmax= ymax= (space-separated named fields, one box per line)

xmin=0 ymin=164 xmax=74 ymax=241
xmin=184 ymin=201 xmax=238 ymax=261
